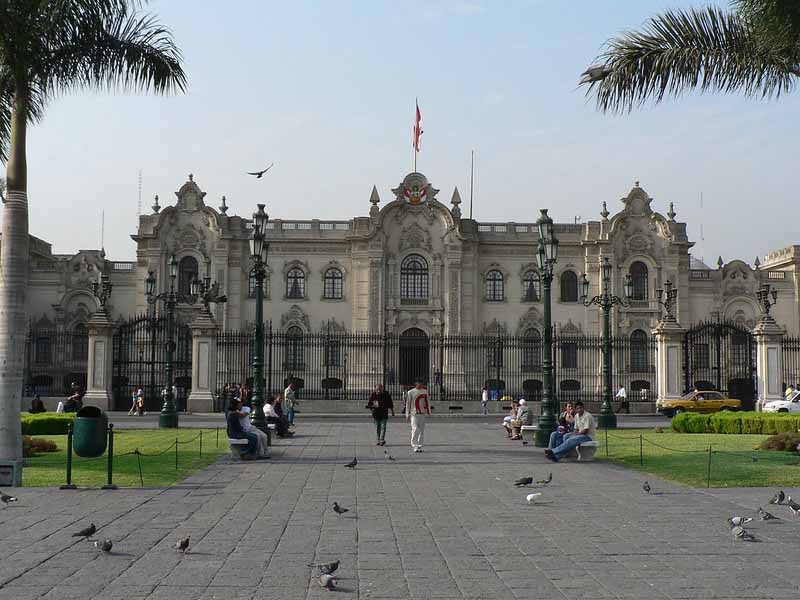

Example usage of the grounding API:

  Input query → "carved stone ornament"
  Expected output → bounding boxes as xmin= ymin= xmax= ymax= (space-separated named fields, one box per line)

xmin=619 ymin=182 xmax=654 ymax=217
xmin=627 ymin=234 xmax=650 ymax=253
xmin=482 ymin=319 xmax=509 ymax=335
xmin=399 ymin=223 xmax=432 ymax=252
xmin=559 ymin=319 xmax=582 ymax=335
xmin=175 ymin=174 xmax=208 ymax=211
xmin=516 ymin=306 xmax=543 ymax=335
xmin=280 ymin=304 xmax=311 ymax=332
xmin=391 ymin=172 xmax=439 ymax=206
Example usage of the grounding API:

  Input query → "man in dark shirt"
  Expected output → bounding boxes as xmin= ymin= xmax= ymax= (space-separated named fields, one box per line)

xmin=367 ymin=383 xmax=394 ymax=446
xmin=226 ymin=399 xmax=257 ymax=459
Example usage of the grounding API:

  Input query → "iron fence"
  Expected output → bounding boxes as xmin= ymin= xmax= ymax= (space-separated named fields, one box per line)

xmin=23 ymin=327 xmax=88 ymax=397
xmin=782 ymin=336 xmax=800 ymax=390
xmin=214 ymin=327 xmax=658 ymax=408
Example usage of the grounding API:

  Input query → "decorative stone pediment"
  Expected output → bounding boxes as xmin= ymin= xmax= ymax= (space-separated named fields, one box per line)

xmin=175 ymin=174 xmax=207 ymax=211
xmin=620 ymin=182 xmax=654 ymax=217
xmin=482 ymin=319 xmax=509 ymax=335
xmin=281 ymin=304 xmax=310 ymax=332
xmin=559 ymin=319 xmax=583 ymax=335
xmin=399 ymin=223 xmax=432 ymax=252
xmin=516 ymin=306 xmax=542 ymax=335
xmin=721 ymin=260 xmax=757 ymax=298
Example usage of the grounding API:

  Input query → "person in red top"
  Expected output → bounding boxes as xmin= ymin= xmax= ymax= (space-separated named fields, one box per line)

xmin=404 ymin=379 xmax=430 ymax=452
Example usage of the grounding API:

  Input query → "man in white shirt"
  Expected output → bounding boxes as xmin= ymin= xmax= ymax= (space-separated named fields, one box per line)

xmin=544 ymin=401 xmax=596 ymax=462
xmin=405 ymin=380 xmax=430 ymax=453
xmin=615 ymin=385 xmax=629 ymax=414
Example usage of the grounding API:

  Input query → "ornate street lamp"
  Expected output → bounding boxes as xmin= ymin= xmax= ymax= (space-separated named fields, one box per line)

xmin=656 ymin=280 xmax=678 ymax=322
xmin=249 ymin=203 xmax=270 ymax=432
xmin=533 ymin=209 xmax=559 ymax=448
xmin=91 ymin=273 xmax=113 ymax=309
xmin=145 ymin=255 xmax=226 ymax=428
xmin=581 ymin=257 xmax=633 ymax=429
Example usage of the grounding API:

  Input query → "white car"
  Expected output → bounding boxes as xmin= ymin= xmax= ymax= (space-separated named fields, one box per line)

xmin=763 ymin=389 xmax=800 ymax=413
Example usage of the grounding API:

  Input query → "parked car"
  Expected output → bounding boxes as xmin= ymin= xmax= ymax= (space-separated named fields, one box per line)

xmin=762 ymin=389 xmax=800 ymax=413
xmin=656 ymin=390 xmax=742 ymax=417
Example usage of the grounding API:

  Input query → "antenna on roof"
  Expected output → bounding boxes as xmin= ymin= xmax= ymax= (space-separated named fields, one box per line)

xmin=699 ymin=191 xmax=705 ymax=263
xmin=137 ymin=169 xmax=142 ymax=217
xmin=469 ymin=149 xmax=475 ymax=220
xmin=100 ymin=210 xmax=105 ymax=252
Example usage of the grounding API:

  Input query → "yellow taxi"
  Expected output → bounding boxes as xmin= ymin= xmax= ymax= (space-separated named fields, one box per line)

xmin=656 ymin=390 xmax=741 ymax=417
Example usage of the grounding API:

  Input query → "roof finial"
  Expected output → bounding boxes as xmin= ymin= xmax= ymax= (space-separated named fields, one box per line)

xmin=188 ymin=173 xmax=194 ymax=182
xmin=600 ymin=201 xmax=609 ymax=220
xmin=634 ymin=180 xmax=640 ymax=188
xmin=219 ymin=195 xmax=228 ymax=214
xmin=667 ymin=202 xmax=676 ymax=221
xmin=717 ymin=256 xmax=723 ymax=269
xmin=754 ymin=256 xmax=761 ymax=268
xmin=152 ymin=194 xmax=161 ymax=214
xmin=451 ymin=187 xmax=462 ymax=206
xmin=369 ymin=185 xmax=380 ymax=205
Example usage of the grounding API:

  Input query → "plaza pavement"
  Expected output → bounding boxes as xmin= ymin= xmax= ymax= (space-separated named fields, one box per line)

xmin=1 ymin=419 xmax=800 ymax=600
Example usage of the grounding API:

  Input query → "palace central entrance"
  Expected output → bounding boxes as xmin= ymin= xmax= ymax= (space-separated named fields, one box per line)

xmin=398 ymin=327 xmax=429 ymax=386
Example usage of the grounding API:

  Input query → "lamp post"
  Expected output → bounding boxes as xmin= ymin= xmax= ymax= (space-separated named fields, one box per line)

xmin=146 ymin=256 xmax=226 ymax=428
xmin=91 ymin=273 xmax=113 ymax=309
xmin=533 ymin=209 xmax=559 ymax=448
xmin=656 ymin=280 xmax=678 ymax=322
xmin=249 ymin=204 xmax=270 ymax=432
xmin=756 ymin=281 xmax=778 ymax=321
xmin=581 ymin=257 xmax=633 ymax=429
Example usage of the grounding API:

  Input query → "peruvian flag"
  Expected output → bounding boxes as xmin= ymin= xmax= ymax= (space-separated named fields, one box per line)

xmin=413 ymin=100 xmax=423 ymax=153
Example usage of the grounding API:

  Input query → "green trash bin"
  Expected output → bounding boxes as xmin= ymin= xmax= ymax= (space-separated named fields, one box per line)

xmin=73 ymin=406 xmax=108 ymax=458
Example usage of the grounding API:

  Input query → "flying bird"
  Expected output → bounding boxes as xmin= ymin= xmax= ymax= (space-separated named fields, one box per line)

xmin=536 ymin=473 xmax=553 ymax=485
xmin=526 ymin=493 xmax=542 ymax=504
xmin=72 ymin=524 xmax=96 ymax=538
xmin=332 ymin=502 xmax=349 ymax=516
xmin=757 ymin=507 xmax=777 ymax=521
xmin=642 ymin=481 xmax=651 ymax=494
xmin=94 ymin=539 xmax=113 ymax=553
xmin=310 ymin=560 xmax=340 ymax=575
xmin=247 ymin=163 xmax=274 ymax=178
xmin=727 ymin=516 xmax=753 ymax=527
xmin=174 ymin=536 xmax=190 ymax=553
xmin=319 ymin=573 xmax=337 ymax=591
xmin=730 ymin=524 xmax=757 ymax=542
xmin=384 ymin=450 xmax=395 ymax=461
xmin=787 ymin=496 xmax=800 ymax=516
xmin=514 ymin=477 xmax=533 ymax=487
xmin=768 ymin=490 xmax=785 ymax=505
xmin=344 ymin=457 xmax=357 ymax=469
xmin=0 ymin=491 xmax=18 ymax=506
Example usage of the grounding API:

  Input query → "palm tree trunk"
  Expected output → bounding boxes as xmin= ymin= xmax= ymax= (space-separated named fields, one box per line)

xmin=0 ymin=86 xmax=29 ymax=463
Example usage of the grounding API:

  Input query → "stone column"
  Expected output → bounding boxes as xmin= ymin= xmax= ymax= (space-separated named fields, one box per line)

xmin=187 ymin=309 xmax=219 ymax=413
xmin=653 ymin=318 xmax=686 ymax=405
xmin=753 ymin=315 xmax=784 ymax=412
xmin=84 ymin=308 xmax=114 ymax=411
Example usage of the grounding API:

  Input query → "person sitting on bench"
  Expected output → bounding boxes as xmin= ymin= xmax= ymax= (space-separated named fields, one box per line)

xmin=544 ymin=401 xmax=596 ymax=462
xmin=263 ymin=395 xmax=293 ymax=437
xmin=227 ymin=398 xmax=258 ymax=460
xmin=240 ymin=405 xmax=270 ymax=459
xmin=510 ymin=398 xmax=532 ymax=440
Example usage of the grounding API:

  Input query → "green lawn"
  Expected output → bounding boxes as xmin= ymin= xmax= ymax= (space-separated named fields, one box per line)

xmin=598 ymin=428 xmax=800 ymax=488
xmin=23 ymin=428 xmax=229 ymax=488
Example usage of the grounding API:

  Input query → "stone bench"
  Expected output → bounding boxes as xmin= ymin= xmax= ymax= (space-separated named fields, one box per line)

xmin=228 ymin=424 xmax=278 ymax=458
xmin=565 ymin=440 xmax=600 ymax=462
xmin=520 ymin=425 xmax=539 ymax=443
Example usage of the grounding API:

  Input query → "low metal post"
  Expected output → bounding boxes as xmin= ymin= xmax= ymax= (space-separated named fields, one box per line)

xmin=102 ymin=423 xmax=117 ymax=490
xmin=605 ymin=427 xmax=609 ymax=457
xmin=175 ymin=437 xmax=179 ymax=471
xmin=639 ymin=434 xmax=643 ymax=467
xmin=200 ymin=430 xmax=203 ymax=456
xmin=60 ymin=422 xmax=77 ymax=490
xmin=216 ymin=427 xmax=219 ymax=448
xmin=135 ymin=449 xmax=144 ymax=487
xmin=707 ymin=446 xmax=713 ymax=488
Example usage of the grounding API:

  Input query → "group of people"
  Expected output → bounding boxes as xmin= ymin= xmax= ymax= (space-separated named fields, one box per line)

xmin=225 ymin=382 xmax=299 ymax=460
xmin=501 ymin=397 xmax=533 ymax=441
xmin=544 ymin=400 xmax=596 ymax=462
xmin=366 ymin=380 xmax=431 ymax=452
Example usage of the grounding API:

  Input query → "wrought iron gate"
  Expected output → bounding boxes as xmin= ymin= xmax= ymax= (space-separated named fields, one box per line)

xmin=683 ymin=319 xmax=756 ymax=409
xmin=112 ymin=315 xmax=192 ymax=411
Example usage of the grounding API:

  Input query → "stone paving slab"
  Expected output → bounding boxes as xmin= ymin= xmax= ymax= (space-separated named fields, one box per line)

xmin=2 ymin=420 xmax=800 ymax=599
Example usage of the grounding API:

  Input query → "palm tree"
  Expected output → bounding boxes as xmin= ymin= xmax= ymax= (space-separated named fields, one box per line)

xmin=0 ymin=1 xmax=185 ymax=465
xmin=580 ymin=1 xmax=800 ymax=113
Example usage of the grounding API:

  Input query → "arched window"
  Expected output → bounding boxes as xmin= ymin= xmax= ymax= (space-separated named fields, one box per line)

xmin=560 ymin=271 xmax=578 ymax=302
xmin=400 ymin=254 xmax=429 ymax=299
xmin=630 ymin=329 xmax=649 ymax=371
xmin=323 ymin=268 xmax=343 ymax=300
xmin=286 ymin=268 xmax=305 ymax=299
xmin=630 ymin=261 xmax=648 ymax=301
xmin=522 ymin=270 xmax=541 ymax=302
xmin=522 ymin=328 xmax=541 ymax=370
xmin=178 ymin=256 xmax=198 ymax=297
xmin=72 ymin=323 xmax=89 ymax=361
xmin=285 ymin=326 xmax=304 ymax=370
xmin=485 ymin=269 xmax=504 ymax=302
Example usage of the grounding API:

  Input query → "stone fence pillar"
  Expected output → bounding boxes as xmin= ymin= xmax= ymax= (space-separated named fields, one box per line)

xmin=753 ymin=316 xmax=784 ymax=412
xmin=84 ymin=308 xmax=114 ymax=411
xmin=653 ymin=318 xmax=686 ymax=404
xmin=188 ymin=310 xmax=219 ymax=413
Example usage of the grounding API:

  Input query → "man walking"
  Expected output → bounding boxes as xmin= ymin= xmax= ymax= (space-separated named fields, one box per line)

xmin=367 ymin=383 xmax=394 ymax=446
xmin=284 ymin=381 xmax=298 ymax=427
xmin=480 ymin=385 xmax=489 ymax=415
xmin=405 ymin=379 xmax=430 ymax=453
xmin=615 ymin=384 xmax=629 ymax=414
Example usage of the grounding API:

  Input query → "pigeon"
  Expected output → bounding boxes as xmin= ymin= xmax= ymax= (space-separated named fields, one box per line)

xmin=174 ymin=536 xmax=190 ymax=553
xmin=384 ymin=450 xmax=395 ymax=461
xmin=757 ymin=507 xmax=777 ymax=521
xmin=344 ymin=457 xmax=357 ymax=469
xmin=332 ymin=502 xmax=349 ymax=516
xmin=0 ymin=491 xmax=18 ymax=506
xmin=579 ymin=64 xmax=612 ymax=85
xmin=787 ymin=496 xmax=800 ymax=516
xmin=526 ymin=493 xmax=542 ymax=504
xmin=310 ymin=559 xmax=340 ymax=575
xmin=642 ymin=481 xmax=651 ymax=494
xmin=514 ymin=477 xmax=533 ymax=487
xmin=727 ymin=516 xmax=753 ymax=527
xmin=72 ymin=524 xmax=96 ymax=538
xmin=536 ymin=473 xmax=553 ymax=485
xmin=768 ymin=490 xmax=785 ymax=505
xmin=731 ymin=524 xmax=757 ymax=542
xmin=319 ymin=573 xmax=337 ymax=591
xmin=93 ymin=539 xmax=113 ymax=553
xmin=246 ymin=163 xmax=274 ymax=178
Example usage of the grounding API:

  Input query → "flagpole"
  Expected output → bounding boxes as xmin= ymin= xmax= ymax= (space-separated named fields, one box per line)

xmin=469 ymin=149 xmax=474 ymax=219
xmin=414 ymin=98 xmax=418 ymax=173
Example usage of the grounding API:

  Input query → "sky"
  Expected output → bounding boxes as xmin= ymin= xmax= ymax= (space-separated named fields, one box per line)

xmin=9 ymin=0 xmax=800 ymax=264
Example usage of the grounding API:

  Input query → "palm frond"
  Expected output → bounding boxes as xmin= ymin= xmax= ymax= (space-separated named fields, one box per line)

xmin=583 ymin=6 xmax=800 ymax=113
